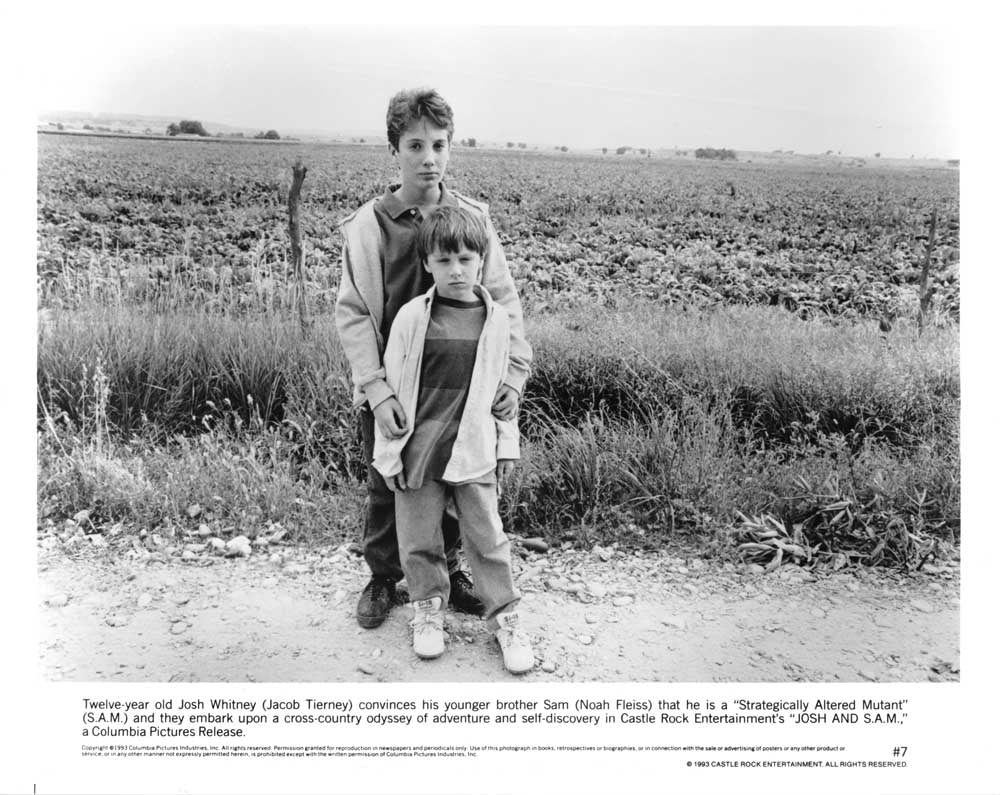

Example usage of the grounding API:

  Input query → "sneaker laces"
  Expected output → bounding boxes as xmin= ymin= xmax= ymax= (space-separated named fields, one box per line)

xmin=496 ymin=614 xmax=530 ymax=649
xmin=410 ymin=601 xmax=443 ymax=633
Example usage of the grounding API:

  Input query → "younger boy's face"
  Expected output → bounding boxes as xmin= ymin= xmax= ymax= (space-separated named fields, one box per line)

xmin=424 ymin=246 xmax=482 ymax=302
xmin=393 ymin=119 xmax=451 ymax=194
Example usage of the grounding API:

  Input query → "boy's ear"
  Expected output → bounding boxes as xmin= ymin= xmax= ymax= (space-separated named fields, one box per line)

xmin=422 ymin=259 xmax=431 ymax=273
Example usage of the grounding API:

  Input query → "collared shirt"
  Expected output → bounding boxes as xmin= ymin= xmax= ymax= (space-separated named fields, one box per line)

xmin=374 ymin=182 xmax=458 ymax=341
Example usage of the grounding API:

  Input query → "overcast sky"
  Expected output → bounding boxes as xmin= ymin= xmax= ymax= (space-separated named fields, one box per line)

xmin=36 ymin=25 xmax=960 ymax=158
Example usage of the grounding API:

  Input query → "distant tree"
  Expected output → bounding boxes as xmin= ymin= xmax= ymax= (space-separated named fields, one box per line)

xmin=874 ymin=152 xmax=881 ymax=158
xmin=694 ymin=147 xmax=736 ymax=161
xmin=560 ymin=145 xmax=568 ymax=152
xmin=947 ymin=159 xmax=960 ymax=166
xmin=639 ymin=148 xmax=647 ymax=155
xmin=254 ymin=130 xmax=280 ymax=140
xmin=602 ymin=147 xmax=607 ymax=155
xmin=56 ymin=123 xmax=64 ymax=131
xmin=467 ymin=137 xmax=476 ymax=148
xmin=359 ymin=138 xmax=365 ymax=144
xmin=166 ymin=123 xmax=180 ymax=136
xmin=506 ymin=142 xmax=514 ymax=148
xmin=179 ymin=120 xmax=209 ymax=136
xmin=518 ymin=142 xmax=526 ymax=149
xmin=615 ymin=146 xmax=631 ymax=155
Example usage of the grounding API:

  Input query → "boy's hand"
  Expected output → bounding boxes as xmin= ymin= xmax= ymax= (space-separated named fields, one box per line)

xmin=384 ymin=471 xmax=408 ymax=492
xmin=373 ymin=396 xmax=408 ymax=438
xmin=492 ymin=384 xmax=519 ymax=422
xmin=496 ymin=459 xmax=515 ymax=482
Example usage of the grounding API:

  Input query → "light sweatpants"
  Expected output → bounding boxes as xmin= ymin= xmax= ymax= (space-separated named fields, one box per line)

xmin=396 ymin=479 xmax=519 ymax=627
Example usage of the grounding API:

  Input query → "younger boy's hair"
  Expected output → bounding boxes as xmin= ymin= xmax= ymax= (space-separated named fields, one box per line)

xmin=386 ymin=88 xmax=455 ymax=152
xmin=417 ymin=206 xmax=490 ymax=264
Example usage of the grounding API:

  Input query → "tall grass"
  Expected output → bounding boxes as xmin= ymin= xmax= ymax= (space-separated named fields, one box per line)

xmin=37 ymin=299 xmax=960 ymax=563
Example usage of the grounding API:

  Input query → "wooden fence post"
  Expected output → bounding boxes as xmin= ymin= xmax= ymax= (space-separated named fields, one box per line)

xmin=288 ymin=160 xmax=309 ymax=336
xmin=917 ymin=209 xmax=938 ymax=336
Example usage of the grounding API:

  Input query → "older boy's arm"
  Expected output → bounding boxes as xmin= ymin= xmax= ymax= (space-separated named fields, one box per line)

xmin=492 ymin=384 xmax=519 ymax=422
xmin=333 ymin=238 xmax=394 ymax=408
xmin=481 ymin=213 xmax=532 ymax=394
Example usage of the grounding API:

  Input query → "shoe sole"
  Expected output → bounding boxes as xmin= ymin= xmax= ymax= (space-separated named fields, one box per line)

xmin=356 ymin=609 xmax=390 ymax=629
xmin=415 ymin=648 xmax=445 ymax=660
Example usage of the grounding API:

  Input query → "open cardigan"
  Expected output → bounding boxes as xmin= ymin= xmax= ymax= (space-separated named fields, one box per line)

xmin=372 ymin=284 xmax=519 ymax=485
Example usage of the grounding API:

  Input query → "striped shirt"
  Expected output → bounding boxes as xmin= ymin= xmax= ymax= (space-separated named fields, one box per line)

xmin=401 ymin=295 xmax=487 ymax=488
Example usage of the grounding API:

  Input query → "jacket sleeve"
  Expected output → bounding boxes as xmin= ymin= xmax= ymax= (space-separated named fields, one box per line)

xmin=495 ymin=418 xmax=520 ymax=460
xmin=333 ymin=229 xmax=394 ymax=409
xmin=493 ymin=307 xmax=520 ymax=460
xmin=371 ymin=306 xmax=411 ymax=479
xmin=479 ymin=209 xmax=532 ymax=395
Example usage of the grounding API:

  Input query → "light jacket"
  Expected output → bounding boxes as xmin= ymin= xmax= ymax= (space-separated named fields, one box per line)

xmin=334 ymin=190 xmax=531 ymax=409
xmin=373 ymin=284 xmax=519 ymax=486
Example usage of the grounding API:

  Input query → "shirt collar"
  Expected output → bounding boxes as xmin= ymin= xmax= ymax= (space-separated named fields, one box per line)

xmin=381 ymin=182 xmax=457 ymax=220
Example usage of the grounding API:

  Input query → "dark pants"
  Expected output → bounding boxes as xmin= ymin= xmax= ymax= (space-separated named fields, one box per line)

xmin=358 ymin=406 xmax=461 ymax=581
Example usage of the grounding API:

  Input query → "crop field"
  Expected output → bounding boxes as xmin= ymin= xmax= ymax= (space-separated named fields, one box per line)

xmin=38 ymin=134 xmax=959 ymax=320
xmin=36 ymin=133 xmax=960 ymax=569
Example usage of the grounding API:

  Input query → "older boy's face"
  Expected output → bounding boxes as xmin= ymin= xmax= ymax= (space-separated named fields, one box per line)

xmin=424 ymin=246 xmax=482 ymax=302
xmin=393 ymin=119 xmax=451 ymax=194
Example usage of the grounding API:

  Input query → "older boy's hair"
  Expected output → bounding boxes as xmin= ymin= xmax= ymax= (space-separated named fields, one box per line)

xmin=417 ymin=206 xmax=490 ymax=264
xmin=386 ymin=88 xmax=455 ymax=152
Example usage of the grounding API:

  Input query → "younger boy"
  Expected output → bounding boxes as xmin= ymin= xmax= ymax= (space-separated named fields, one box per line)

xmin=334 ymin=88 xmax=532 ymax=629
xmin=373 ymin=206 xmax=534 ymax=674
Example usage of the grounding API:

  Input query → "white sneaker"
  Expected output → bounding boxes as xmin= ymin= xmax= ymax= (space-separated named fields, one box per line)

xmin=410 ymin=597 xmax=445 ymax=659
xmin=494 ymin=611 xmax=534 ymax=674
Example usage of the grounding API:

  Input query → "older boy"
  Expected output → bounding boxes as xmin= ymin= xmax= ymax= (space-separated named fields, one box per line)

xmin=374 ymin=206 xmax=534 ymax=673
xmin=334 ymin=88 xmax=531 ymax=629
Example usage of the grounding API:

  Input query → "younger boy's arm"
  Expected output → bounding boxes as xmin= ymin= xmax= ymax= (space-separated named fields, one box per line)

xmin=496 ymin=459 xmax=515 ymax=481
xmin=495 ymin=417 xmax=519 ymax=495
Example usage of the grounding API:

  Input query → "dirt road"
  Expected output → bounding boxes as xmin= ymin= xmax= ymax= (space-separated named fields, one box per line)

xmin=37 ymin=539 xmax=960 ymax=683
